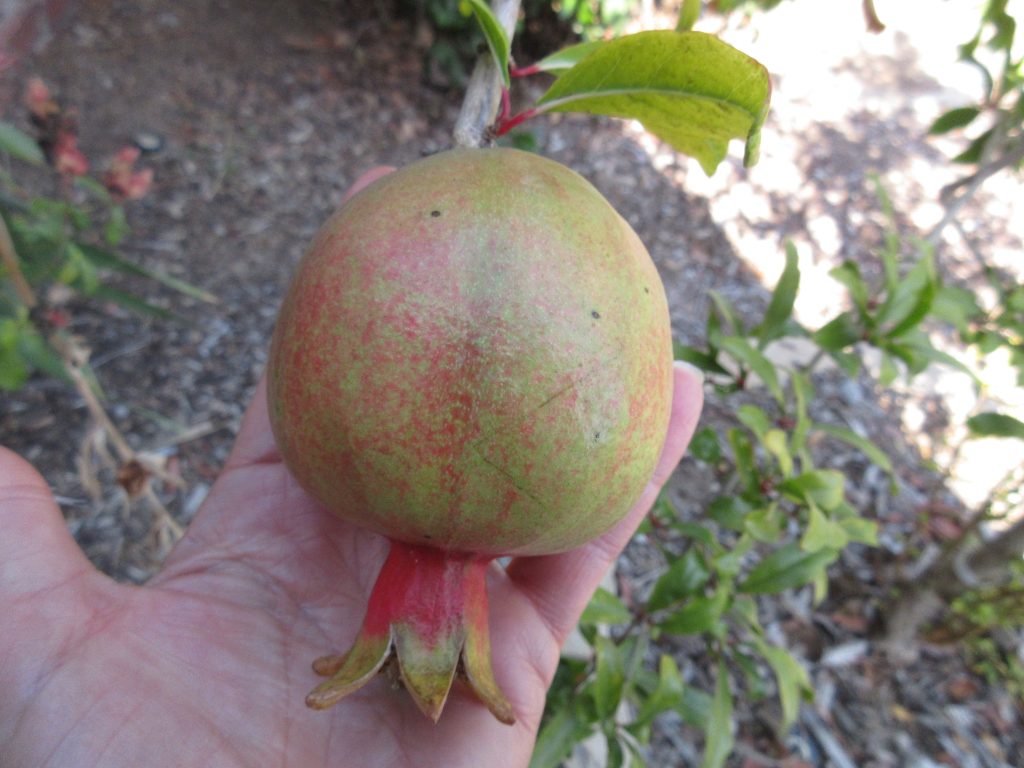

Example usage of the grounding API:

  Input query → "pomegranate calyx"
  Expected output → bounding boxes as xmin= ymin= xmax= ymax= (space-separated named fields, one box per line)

xmin=305 ymin=540 xmax=515 ymax=725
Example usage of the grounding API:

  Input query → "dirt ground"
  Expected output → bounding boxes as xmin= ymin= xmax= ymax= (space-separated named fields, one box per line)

xmin=1 ymin=0 xmax=1022 ymax=766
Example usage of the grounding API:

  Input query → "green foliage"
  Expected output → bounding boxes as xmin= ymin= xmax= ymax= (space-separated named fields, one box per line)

xmin=0 ymin=117 xmax=211 ymax=392
xmin=534 ymin=163 xmax=1024 ymax=761
xmin=929 ymin=0 xmax=1024 ymax=194
xmin=546 ymin=0 xmax=638 ymax=40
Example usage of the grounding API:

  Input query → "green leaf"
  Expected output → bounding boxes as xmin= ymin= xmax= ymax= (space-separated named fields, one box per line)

xmin=760 ymin=644 xmax=811 ymax=730
xmin=535 ymin=30 xmax=771 ymax=175
xmin=74 ymin=175 xmax=112 ymax=202
xmin=76 ymin=243 xmax=218 ymax=303
xmin=709 ymin=290 xmax=744 ymax=336
xmin=673 ymin=521 xmax=722 ymax=552
xmin=16 ymin=327 xmax=69 ymax=381
xmin=712 ymin=495 xmax=753 ymax=532
xmin=65 ymin=242 xmax=100 ymax=294
xmin=931 ymin=284 xmax=982 ymax=334
xmin=634 ymin=654 xmax=685 ymax=727
xmin=700 ymin=661 xmax=734 ymax=768
xmin=89 ymin=284 xmax=180 ymax=322
xmin=533 ymin=40 xmax=605 ymax=75
xmin=0 ymin=122 xmax=44 ymax=165
xmin=929 ymin=106 xmax=982 ymax=135
xmin=879 ymin=351 xmax=899 ymax=386
xmin=815 ymin=423 xmax=893 ymax=473
xmin=763 ymin=429 xmax=793 ymax=477
xmin=779 ymin=469 xmax=845 ymax=511
xmin=529 ymin=706 xmax=592 ymax=768
xmin=836 ymin=513 xmax=879 ymax=546
xmin=727 ymin=430 xmax=760 ymax=498
xmin=967 ymin=412 xmax=1024 ymax=440
xmin=659 ymin=587 xmax=729 ymax=635
xmin=0 ymin=320 xmax=29 ymax=389
xmin=677 ymin=685 xmax=713 ymax=728
xmin=813 ymin=312 xmax=863 ymax=352
xmin=580 ymin=587 xmax=632 ymax=626
xmin=789 ymin=369 xmax=813 ymax=454
xmin=464 ymin=0 xmax=511 ymax=87
xmin=739 ymin=543 xmax=838 ymax=594
xmin=757 ymin=241 xmax=800 ymax=347
xmin=829 ymin=261 xmax=869 ymax=317
xmin=736 ymin=404 xmax=772 ymax=440
xmin=953 ymin=127 xmax=993 ymax=164
xmin=713 ymin=534 xmax=754 ymax=576
xmin=592 ymin=636 xmax=626 ymax=720
xmin=105 ymin=205 xmax=128 ymax=247
xmin=674 ymin=343 xmax=730 ymax=376
xmin=876 ymin=252 xmax=936 ymax=339
xmin=690 ymin=426 xmax=722 ymax=464
xmin=800 ymin=502 xmax=849 ymax=553
xmin=648 ymin=550 xmax=710 ymax=612
xmin=719 ymin=336 xmax=784 ymax=404
xmin=745 ymin=504 xmax=783 ymax=543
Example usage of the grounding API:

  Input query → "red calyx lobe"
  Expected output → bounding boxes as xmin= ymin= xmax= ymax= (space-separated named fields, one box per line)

xmin=306 ymin=539 xmax=515 ymax=724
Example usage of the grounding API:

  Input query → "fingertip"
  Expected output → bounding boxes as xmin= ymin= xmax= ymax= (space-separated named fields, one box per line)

xmin=341 ymin=166 xmax=397 ymax=204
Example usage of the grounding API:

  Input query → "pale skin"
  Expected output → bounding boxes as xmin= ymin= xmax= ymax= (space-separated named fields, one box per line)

xmin=0 ymin=169 xmax=705 ymax=768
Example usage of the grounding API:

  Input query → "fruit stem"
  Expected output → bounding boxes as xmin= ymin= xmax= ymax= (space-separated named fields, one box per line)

xmin=306 ymin=540 xmax=515 ymax=724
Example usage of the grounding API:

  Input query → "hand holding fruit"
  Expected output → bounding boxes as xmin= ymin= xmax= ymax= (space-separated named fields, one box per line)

xmin=0 ymin=168 xmax=705 ymax=768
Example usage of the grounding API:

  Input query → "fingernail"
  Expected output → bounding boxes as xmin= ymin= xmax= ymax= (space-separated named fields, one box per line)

xmin=673 ymin=359 xmax=705 ymax=386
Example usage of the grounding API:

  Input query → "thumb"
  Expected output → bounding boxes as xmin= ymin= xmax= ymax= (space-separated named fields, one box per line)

xmin=0 ymin=446 xmax=97 ymax=599
xmin=0 ymin=447 xmax=108 ymax=710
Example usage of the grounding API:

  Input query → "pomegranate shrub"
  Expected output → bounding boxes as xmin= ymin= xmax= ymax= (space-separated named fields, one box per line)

xmin=267 ymin=147 xmax=673 ymax=723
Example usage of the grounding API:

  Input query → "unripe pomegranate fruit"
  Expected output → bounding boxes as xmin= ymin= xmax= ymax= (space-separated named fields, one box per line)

xmin=268 ymin=147 xmax=672 ymax=723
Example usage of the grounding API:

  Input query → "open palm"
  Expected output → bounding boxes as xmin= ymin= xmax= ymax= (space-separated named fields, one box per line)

xmin=0 ymin=172 xmax=704 ymax=768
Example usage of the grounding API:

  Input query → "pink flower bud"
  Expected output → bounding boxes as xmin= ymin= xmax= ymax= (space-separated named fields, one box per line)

xmin=24 ymin=76 xmax=58 ymax=120
xmin=53 ymin=133 xmax=88 ymax=176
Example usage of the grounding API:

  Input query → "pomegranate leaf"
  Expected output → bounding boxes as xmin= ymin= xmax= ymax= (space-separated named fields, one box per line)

xmin=533 ymin=40 xmax=605 ymax=75
xmin=0 ymin=122 xmax=44 ymax=166
xmin=967 ymin=412 xmax=1024 ymax=440
xmin=758 ymin=643 xmax=811 ymax=730
xmin=77 ymin=243 xmax=218 ymax=304
xmin=701 ymin=661 xmax=734 ymax=768
xmin=464 ymin=0 xmax=511 ymax=87
xmin=534 ymin=31 xmax=771 ymax=175
xmin=738 ymin=543 xmax=838 ymax=595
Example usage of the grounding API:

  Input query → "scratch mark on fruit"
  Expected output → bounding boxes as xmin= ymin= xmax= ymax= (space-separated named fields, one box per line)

xmin=470 ymin=443 xmax=549 ymax=513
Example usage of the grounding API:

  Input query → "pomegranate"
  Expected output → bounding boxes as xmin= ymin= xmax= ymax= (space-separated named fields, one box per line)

xmin=267 ymin=147 xmax=673 ymax=723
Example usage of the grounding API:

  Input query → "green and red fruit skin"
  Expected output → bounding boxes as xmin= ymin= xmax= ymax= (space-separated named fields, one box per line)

xmin=267 ymin=147 xmax=673 ymax=723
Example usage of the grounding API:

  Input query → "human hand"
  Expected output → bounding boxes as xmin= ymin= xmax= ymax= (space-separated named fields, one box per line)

xmin=0 ymin=169 xmax=705 ymax=768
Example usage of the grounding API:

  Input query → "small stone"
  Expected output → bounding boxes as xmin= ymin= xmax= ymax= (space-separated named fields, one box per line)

xmin=133 ymin=132 xmax=165 ymax=154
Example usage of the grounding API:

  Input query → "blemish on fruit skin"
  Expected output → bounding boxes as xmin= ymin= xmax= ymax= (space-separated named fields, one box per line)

xmin=591 ymin=310 xmax=601 ymax=319
xmin=431 ymin=210 xmax=441 ymax=218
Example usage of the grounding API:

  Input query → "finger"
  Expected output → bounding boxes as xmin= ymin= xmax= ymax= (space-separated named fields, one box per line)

xmin=0 ymin=446 xmax=97 ymax=599
xmin=342 ymin=166 xmax=396 ymax=202
xmin=224 ymin=166 xmax=397 ymax=472
xmin=503 ymin=361 xmax=705 ymax=646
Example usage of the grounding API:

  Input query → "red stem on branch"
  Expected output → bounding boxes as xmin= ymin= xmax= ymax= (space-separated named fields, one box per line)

xmin=509 ymin=64 xmax=541 ymax=78
xmin=494 ymin=107 xmax=540 ymax=137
